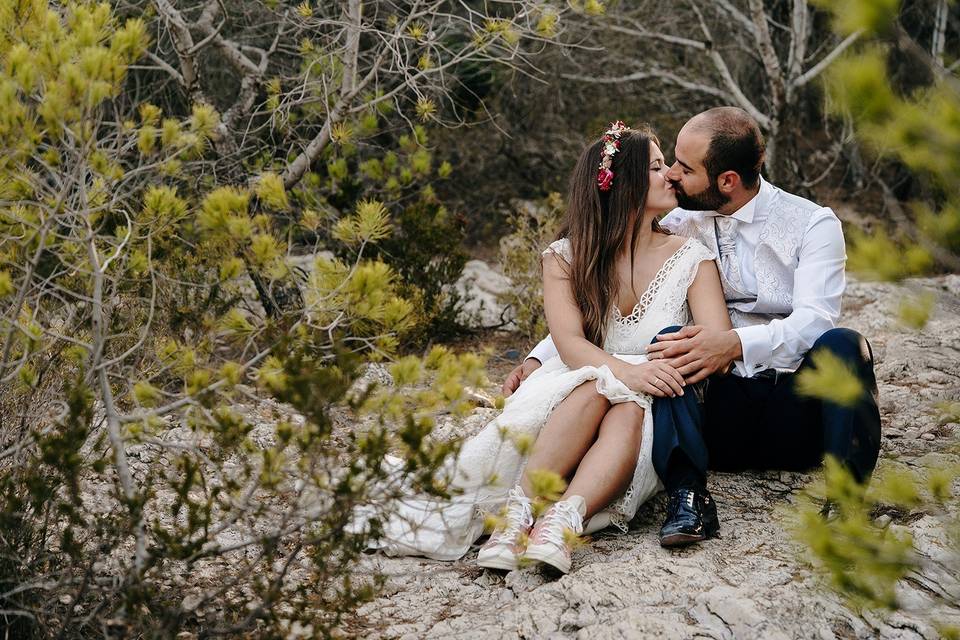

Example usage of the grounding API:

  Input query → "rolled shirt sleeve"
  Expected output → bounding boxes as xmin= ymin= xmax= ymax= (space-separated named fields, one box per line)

xmin=732 ymin=209 xmax=846 ymax=376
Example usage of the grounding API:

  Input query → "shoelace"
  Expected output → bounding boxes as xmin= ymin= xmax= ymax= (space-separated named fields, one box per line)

xmin=532 ymin=500 xmax=583 ymax=548
xmin=668 ymin=489 xmax=696 ymax=516
xmin=489 ymin=487 xmax=533 ymax=543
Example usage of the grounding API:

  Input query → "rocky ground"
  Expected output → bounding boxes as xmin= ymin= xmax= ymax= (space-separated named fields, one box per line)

xmin=348 ymin=273 xmax=960 ymax=639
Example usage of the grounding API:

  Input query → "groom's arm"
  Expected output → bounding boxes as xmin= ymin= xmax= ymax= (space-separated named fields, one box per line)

xmin=502 ymin=335 xmax=556 ymax=395
xmin=649 ymin=208 xmax=846 ymax=380
xmin=528 ymin=335 xmax=558 ymax=363
xmin=732 ymin=210 xmax=845 ymax=375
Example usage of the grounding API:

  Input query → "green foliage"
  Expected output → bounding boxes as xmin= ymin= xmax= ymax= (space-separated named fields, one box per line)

xmin=299 ymin=119 xmax=470 ymax=340
xmin=344 ymin=198 xmax=468 ymax=342
xmin=255 ymin=171 xmax=289 ymax=210
xmin=0 ymin=2 xmax=495 ymax=637
xmin=845 ymin=227 xmax=933 ymax=281
xmin=333 ymin=199 xmax=392 ymax=245
xmin=798 ymin=4 xmax=960 ymax=635
xmin=795 ymin=350 xmax=865 ymax=406
xmin=813 ymin=0 xmax=901 ymax=36
xmin=498 ymin=193 xmax=565 ymax=339
xmin=793 ymin=457 xmax=959 ymax=634
xmin=570 ymin=0 xmax=607 ymax=17
xmin=793 ymin=458 xmax=918 ymax=608
xmin=818 ymin=3 xmax=960 ymax=282
xmin=536 ymin=8 xmax=560 ymax=37
xmin=897 ymin=290 xmax=936 ymax=329
xmin=527 ymin=467 xmax=567 ymax=502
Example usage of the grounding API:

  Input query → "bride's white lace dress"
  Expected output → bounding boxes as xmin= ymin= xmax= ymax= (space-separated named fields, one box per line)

xmin=362 ymin=236 xmax=715 ymax=561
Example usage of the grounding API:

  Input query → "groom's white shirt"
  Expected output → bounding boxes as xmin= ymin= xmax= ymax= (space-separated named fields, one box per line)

xmin=526 ymin=178 xmax=847 ymax=377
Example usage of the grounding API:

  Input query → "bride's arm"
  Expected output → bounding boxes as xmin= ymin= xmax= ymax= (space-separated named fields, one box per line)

xmin=686 ymin=260 xmax=733 ymax=331
xmin=542 ymin=253 xmax=685 ymax=397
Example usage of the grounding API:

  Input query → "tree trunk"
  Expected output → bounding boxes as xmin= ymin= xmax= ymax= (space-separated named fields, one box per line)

xmin=764 ymin=120 xmax=779 ymax=183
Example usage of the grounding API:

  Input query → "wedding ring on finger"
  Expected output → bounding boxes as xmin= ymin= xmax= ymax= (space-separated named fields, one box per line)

xmin=655 ymin=377 xmax=676 ymax=395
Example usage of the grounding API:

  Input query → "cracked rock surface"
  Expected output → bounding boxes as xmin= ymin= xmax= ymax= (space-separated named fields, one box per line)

xmin=352 ymin=275 xmax=960 ymax=639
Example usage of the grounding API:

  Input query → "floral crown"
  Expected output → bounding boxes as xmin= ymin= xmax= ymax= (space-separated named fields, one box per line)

xmin=597 ymin=120 xmax=629 ymax=192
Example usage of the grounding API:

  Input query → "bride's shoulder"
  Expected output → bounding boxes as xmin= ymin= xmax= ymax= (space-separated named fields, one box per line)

xmin=542 ymin=237 xmax=572 ymax=263
xmin=655 ymin=233 xmax=694 ymax=257
xmin=683 ymin=236 xmax=717 ymax=262
xmin=661 ymin=233 xmax=689 ymax=251
xmin=667 ymin=234 xmax=716 ymax=263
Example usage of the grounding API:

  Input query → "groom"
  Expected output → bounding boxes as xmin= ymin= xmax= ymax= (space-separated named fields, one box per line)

xmin=502 ymin=107 xmax=881 ymax=548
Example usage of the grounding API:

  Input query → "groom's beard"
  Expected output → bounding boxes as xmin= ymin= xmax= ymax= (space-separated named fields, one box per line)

xmin=672 ymin=179 xmax=730 ymax=211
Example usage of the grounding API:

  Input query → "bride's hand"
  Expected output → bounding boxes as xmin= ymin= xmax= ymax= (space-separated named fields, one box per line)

xmin=622 ymin=361 xmax=686 ymax=397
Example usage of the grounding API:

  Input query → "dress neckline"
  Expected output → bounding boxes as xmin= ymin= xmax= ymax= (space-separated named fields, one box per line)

xmin=612 ymin=237 xmax=694 ymax=323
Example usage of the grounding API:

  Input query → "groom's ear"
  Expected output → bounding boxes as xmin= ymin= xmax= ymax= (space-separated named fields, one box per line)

xmin=716 ymin=170 xmax=741 ymax=194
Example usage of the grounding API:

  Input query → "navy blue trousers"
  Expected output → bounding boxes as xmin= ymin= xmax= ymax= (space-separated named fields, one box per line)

xmin=651 ymin=327 xmax=882 ymax=489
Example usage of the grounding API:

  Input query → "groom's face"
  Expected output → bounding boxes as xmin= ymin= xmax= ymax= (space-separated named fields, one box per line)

xmin=666 ymin=128 xmax=730 ymax=212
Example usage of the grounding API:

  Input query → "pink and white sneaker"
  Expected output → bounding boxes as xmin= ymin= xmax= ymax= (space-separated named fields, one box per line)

xmin=477 ymin=486 xmax=533 ymax=571
xmin=522 ymin=495 xmax=586 ymax=574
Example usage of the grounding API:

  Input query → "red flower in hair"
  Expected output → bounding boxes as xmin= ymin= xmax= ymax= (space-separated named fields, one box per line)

xmin=597 ymin=168 xmax=614 ymax=191
xmin=596 ymin=120 xmax=629 ymax=192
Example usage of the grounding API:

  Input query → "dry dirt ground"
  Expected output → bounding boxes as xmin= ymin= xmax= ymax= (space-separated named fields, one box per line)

xmin=350 ymin=274 xmax=960 ymax=639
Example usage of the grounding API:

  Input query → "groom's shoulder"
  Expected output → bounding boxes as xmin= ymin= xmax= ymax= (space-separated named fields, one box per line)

xmin=766 ymin=182 xmax=844 ymax=247
xmin=767 ymin=182 xmax=836 ymax=219
xmin=660 ymin=207 xmax=703 ymax=232
xmin=663 ymin=207 xmax=699 ymax=219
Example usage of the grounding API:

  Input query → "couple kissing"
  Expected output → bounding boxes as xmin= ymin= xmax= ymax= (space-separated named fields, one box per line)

xmin=355 ymin=106 xmax=881 ymax=575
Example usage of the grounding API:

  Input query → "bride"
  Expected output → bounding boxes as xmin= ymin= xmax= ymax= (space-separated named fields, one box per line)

xmin=362 ymin=122 xmax=731 ymax=573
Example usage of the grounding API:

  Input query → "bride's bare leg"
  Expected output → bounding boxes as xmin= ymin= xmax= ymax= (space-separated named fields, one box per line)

xmin=564 ymin=402 xmax=645 ymax=519
xmin=520 ymin=381 xmax=610 ymax=497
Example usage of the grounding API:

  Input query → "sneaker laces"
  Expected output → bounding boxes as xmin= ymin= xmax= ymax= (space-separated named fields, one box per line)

xmin=532 ymin=499 xmax=583 ymax=548
xmin=488 ymin=486 xmax=533 ymax=544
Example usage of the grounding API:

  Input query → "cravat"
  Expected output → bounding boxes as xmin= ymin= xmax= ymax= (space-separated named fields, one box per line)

xmin=715 ymin=216 xmax=747 ymax=297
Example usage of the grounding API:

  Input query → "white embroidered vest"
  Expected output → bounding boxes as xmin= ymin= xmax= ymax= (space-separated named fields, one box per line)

xmin=663 ymin=183 xmax=824 ymax=330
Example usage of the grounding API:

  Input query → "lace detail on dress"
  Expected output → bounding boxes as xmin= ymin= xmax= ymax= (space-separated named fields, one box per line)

xmin=602 ymin=238 xmax=715 ymax=357
xmin=613 ymin=239 xmax=696 ymax=325
xmin=655 ymin=240 xmax=717 ymax=327
xmin=608 ymin=491 xmax=634 ymax=533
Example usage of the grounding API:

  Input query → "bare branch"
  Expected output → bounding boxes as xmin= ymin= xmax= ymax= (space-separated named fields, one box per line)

xmin=562 ymin=68 xmax=732 ymax=102
xmin=154 ymin=0 xmax=202 ymax=100
xmin=794 ymin=30 xmax=862 ymax=88
xmin=933 ymin=0 xmax=948 ymax=67
xmin=785 ymin=0 xmax=810 ymax=86
xmin=341 ymin=0 xmax=362 ymax=95
xmin=611 ymin=20 xmax=708 ymax=50
xmin=747 ymin=0 xmax=785 ymax=112
xmin=714 ymin=0 xmax=758 ymax=37
xmin=690 ymin=3 xmax=771 ymax=129
xmin=142 ymin=51 xmax=184 ymax=85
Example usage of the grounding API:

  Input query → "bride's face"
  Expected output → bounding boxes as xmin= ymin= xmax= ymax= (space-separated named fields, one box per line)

xmin=644 ymin=142 xmax=677 ymax=216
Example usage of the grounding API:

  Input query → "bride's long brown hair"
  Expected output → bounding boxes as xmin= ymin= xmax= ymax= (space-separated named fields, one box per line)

xmin=556 ymin=126 xmax=667 ymax=346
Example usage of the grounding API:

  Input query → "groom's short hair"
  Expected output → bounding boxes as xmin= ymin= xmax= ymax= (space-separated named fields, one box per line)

xmin=692 ymin=107 xmax=765 ymax=189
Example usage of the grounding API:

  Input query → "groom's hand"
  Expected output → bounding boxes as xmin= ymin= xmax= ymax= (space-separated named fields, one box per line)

xmin=646 ymin=326 xmax=742 ymax=384
xmin=502 ymin=358 xmax=542 ymax=396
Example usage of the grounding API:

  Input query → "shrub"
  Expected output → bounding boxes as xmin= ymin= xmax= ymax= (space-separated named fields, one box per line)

xmin=497 ymin=194 xmax=565 ymax=340
xmin=795 ymin=3 xmax=960 ymax=636
xmin=0 ymin=3 xmax=487 ymax=636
